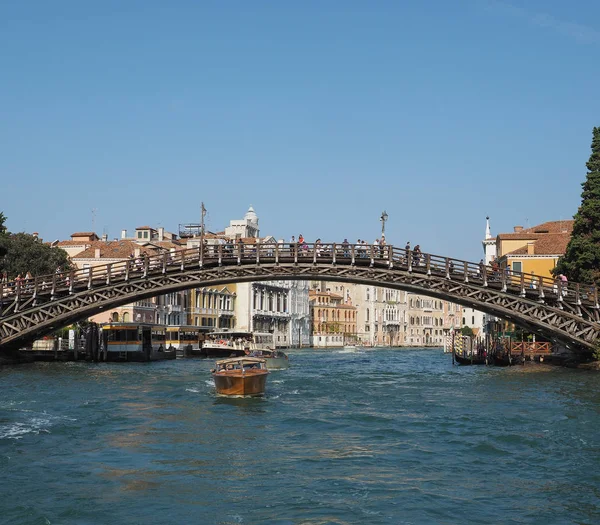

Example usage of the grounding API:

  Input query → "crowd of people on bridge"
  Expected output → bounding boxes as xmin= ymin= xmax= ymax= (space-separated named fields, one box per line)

xmin=0 ymin=235 xmax=587 ymax=305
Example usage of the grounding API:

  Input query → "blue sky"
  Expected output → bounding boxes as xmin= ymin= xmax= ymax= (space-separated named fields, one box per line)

xmin=1 ymin=0 xmax=599 ymax=261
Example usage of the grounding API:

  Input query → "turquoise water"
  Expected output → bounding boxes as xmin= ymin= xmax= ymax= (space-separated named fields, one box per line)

xmin=1 ymin=349 xmax=599 ymax=524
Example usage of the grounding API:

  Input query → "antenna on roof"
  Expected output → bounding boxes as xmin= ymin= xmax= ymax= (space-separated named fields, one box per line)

xmin=92 ymin=208 xmax=97 ymax=232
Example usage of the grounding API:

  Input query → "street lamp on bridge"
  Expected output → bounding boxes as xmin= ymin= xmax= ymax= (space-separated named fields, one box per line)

xmin=380 ymin=210 xmax=388 ymax=238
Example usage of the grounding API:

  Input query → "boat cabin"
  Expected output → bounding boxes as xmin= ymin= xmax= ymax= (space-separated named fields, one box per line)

xmin=214 ymin=357 xmax=267 ymax=372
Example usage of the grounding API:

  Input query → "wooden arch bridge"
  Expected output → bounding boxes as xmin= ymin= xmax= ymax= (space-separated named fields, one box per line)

xmin=1 ymin=242 xmax=599 ymax=352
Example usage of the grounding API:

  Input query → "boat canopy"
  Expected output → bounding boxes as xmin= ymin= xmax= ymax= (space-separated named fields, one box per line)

xmin=215 ymin=356 xmax=266 ymax=366
xmin=208 ymin=331 xmax=251 ymax=338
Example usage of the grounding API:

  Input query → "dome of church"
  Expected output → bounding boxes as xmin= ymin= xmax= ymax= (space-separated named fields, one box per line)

xmin=244 ymin=206 xmax=258 ymax=224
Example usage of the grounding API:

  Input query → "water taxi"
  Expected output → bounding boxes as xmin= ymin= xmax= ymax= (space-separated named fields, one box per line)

xmin=201 ymin=330 xmax=289 ymax=368
xmin=251 ymin=332 xmax=290 ymax=369
xmin=201 ymin=330 xmax=250 ymax=358
xmin=211 ymin=357 xmax=269 ymax=396
xmin=165 ymin=325 xmax=205 ymax=357
xmin=100 ymin=323 xmax=177 ymax=362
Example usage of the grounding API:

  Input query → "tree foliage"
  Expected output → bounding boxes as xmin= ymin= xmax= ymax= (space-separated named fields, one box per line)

xmin=460 ymin=326 xmax=475 ymax=337
xmin=554 ymin=127 xmax=600 ymax=285
xmin=0 ymin=213 xmax=71 ymax=278
xmin=0 ymin=212 xmax=7 ymax=259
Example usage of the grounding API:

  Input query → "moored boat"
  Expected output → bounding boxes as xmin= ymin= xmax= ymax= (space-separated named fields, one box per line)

xmin=99 ymin=323 xmax=177 ymax=362
xmin=211 ymin=357 xmax=269 ymax=396
xmin=492 ymin=353 xmax=524 ymax=367
xmin=454 ymin=353 xmax=487 ymax=365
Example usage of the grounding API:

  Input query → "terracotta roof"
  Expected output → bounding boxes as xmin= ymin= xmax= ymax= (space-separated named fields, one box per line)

xmin=505 ymin=233 xmax=570 ymax=256
xmin=57 ymin=240 xmax=92 ymax=246
xmin=155 ymin=240 xmax=184 ymax=248
xmin=136 ymin=226 xmax=153 ymax=230
xmin=140 ymin=240 xmax=184 ymax=249
xmin=497 ymin=233 xmax=539 ymax=240
xmin=72 ymin=241 xmax=158 ymax=259
xmin=498 ymin=220 xmax=573 ymax=239
xmin=309 ymin=290 xmax=343 ymax=299
xmin=70 ymin=232 xmax=97 ymax=237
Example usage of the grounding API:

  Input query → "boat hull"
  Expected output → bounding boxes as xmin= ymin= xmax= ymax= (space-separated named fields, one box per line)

xmin=204 ymin=347 xmax=246 ymax=359
xmin=212 ymin=370 xmax=268 ymax=396
xmin=493 ymin=354 xmax=524 ymax=367
xmin=264 ymin=356 xmax=289 ymax=369
xmin=454 ymin=354 xmax=487 ymax=365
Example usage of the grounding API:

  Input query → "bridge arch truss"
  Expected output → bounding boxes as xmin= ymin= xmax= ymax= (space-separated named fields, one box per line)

xmin=1 ymin=243 xmax=599 ymax=351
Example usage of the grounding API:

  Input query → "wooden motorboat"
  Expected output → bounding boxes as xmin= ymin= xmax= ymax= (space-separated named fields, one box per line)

xmin=211 ymin=357 xmax=269 ymax=396
xmin=454 ymin=353 xmax=487 ymax=365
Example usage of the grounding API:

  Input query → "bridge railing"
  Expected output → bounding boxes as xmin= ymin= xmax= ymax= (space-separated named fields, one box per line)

xmin=0 ymin=242 xmax=598 ymax=310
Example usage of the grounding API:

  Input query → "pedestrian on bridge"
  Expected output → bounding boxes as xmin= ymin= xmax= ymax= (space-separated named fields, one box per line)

xmin=530 ymin=272 xmax=538 ymax=290
xmin=342 ymin=239 xmax=350 ymax=258
xmin=413 ymin=245 xmax=422 ymax=266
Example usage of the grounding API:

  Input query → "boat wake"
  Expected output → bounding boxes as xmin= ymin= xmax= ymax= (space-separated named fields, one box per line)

xmin=0 ymin=413 xmax=71 ymax=440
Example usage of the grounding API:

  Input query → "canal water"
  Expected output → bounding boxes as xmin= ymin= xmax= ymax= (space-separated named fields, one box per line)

xmin=1 ymin=349 xmax=599 ymax=524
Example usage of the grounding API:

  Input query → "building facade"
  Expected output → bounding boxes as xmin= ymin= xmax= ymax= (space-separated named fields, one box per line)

xmin=309 ymin=287 xmax=357 ymax=348
xmin=495 ymin=220 xmax=573 ymax=279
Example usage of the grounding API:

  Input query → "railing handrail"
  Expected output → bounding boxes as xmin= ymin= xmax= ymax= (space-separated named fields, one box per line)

xmin=1 ymin=242 xmax=597 ymax=308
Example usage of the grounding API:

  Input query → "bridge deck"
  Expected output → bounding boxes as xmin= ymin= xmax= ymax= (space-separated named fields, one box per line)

xmin=1 ymin=243 xmax=599 ymax=350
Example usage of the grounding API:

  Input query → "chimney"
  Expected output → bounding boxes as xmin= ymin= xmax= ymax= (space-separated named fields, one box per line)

xmin=527 ymin=242 xmax=535 ymax=255
xmin=121 ymin=229 xmax=127 ymax=239
xmin=32 ymin=232 xmax=39 ymax=240
xmin=134 ymin=248 xmax=141 ymax=258
xmin=102 ymin=233 xmax=108 ymax=242
xmin=158 ymin=227 xmax=164 ymax=242
xmin=513 ymin=226 xmax=523 ymax=233
xmin=94 ymin=248 xmax=101 ymax=258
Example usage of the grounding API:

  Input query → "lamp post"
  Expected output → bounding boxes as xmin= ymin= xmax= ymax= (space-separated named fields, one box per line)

xmin=380 ymin=210 xmax=388 ymax=238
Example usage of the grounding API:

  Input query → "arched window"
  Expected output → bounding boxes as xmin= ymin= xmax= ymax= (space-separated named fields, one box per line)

xmin=111 ymin=312 xmax=119 ymax=322
xmin=123 ymin=312 xmax=130 ymax=323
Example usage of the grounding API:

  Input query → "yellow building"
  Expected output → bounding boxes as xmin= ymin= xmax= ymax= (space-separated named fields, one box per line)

xmin=187 ymin=286 xmax=236 ymax=330
xmin=496 ymin=220 xmax=573 ymax=280
xmin=309 ymin=289 xmax=357 ymax=347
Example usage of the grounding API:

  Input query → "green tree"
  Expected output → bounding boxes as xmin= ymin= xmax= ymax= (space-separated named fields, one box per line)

xmin=460 ymin=326 xmax=474 ymax=337
xmin=554 ymin=127 xmax=600 ymax=285
xmin=0 ymin=212 xmax=7 ymax=259
xmin=0 ymin=232 xmax=71 ymax=279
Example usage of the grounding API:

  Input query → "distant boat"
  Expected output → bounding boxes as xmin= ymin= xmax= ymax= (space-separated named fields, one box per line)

xmin=211 ymin=357 xmax=269 ymax=396
xmin=201 ymin=330 xmax=250 ymax=358
xmin=251 ymin=332 xmax=290 ymax=369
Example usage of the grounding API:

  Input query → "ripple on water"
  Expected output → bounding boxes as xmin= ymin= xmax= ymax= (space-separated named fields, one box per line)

xmin=0 ymin=350 xmax=599 ymax=524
